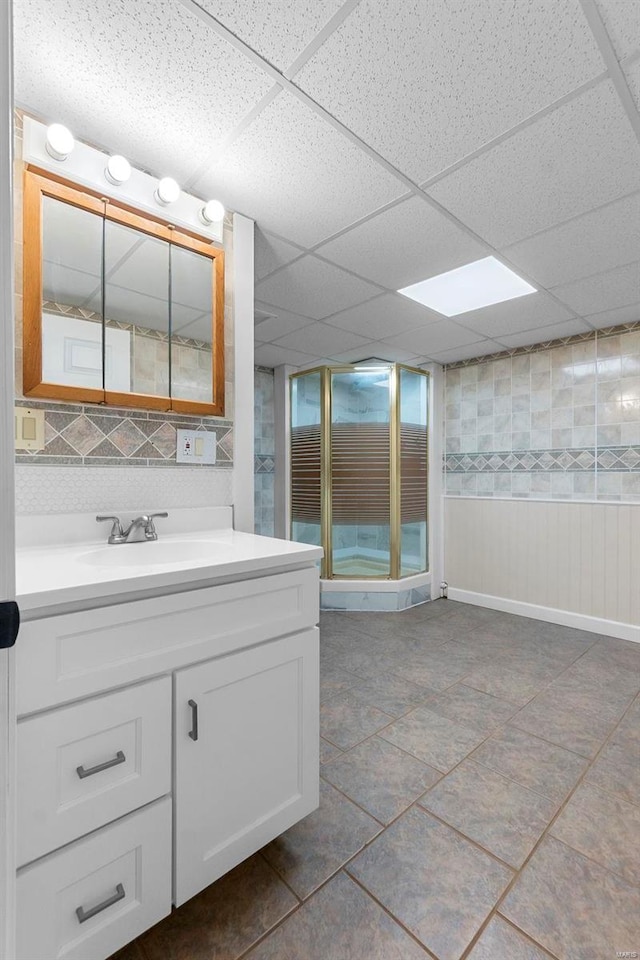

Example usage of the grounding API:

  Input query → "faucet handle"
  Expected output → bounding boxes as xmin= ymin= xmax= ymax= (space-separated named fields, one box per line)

xmin=145 ymin=512 xmax=168 ymax=539
xmin=96 ymin=515 xmax=125 ymax=543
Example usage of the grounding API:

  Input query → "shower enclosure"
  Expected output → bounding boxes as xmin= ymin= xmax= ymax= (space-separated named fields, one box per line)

xmin=290 ymin=363 xmax=429 ymax=582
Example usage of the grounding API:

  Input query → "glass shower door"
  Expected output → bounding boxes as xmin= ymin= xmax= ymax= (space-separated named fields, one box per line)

xmin=330 ymin=367 xmax=391 ymax=577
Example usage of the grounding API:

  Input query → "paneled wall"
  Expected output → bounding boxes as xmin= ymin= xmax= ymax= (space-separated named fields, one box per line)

xmin=445 ymin=324 xmax=640 ymax=501
xmin=445 ymin=497 xmax=639 ymax=629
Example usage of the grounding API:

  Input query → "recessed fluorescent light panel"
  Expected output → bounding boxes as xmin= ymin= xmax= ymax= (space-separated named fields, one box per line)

xmin=398 ymin=256 xmax=536 ymax=316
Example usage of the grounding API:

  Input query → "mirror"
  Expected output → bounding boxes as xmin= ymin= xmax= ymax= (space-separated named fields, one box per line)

xmin=24 ymin=169 xmax=224 ymax=415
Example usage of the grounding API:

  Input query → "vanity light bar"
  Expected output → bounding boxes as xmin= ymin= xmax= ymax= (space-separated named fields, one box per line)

xmin=23 ymin=116 xmax=224 ymax=243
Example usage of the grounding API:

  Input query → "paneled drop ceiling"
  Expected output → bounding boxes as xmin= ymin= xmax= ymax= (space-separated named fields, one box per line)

xmin=13 ymin=0 xmax=640 ymax=368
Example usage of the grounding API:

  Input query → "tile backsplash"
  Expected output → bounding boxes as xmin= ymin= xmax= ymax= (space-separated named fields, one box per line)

xmin=444 ymin=323 xmax=640 ymax=502
xmin=15 ymin=399 xmax=233 ymax=467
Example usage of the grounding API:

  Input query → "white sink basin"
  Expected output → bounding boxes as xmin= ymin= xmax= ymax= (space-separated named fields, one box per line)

xmin=81 ymin=540 xmax=219 ymax=567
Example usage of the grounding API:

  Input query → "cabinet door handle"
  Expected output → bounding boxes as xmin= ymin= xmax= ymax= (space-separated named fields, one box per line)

xmin=76 ymin=750 xmax=126 ymax=780
xmin=76 ymin=883 xmax=125 ymax=924
xmin=188 ymin=699 xmax=198 ymax=741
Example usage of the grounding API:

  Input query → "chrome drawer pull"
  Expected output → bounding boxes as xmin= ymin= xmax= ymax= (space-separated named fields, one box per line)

xmin=188 ymin=699 xmax=198 ymax=741
xmin=76 ymin=750 xmax=126 ymax=780
xmin=76 ymin=883 xmax=125 ymax=924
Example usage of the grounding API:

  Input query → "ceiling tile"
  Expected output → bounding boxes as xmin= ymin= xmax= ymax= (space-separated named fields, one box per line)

xmin=315 ymin=196 xmax=486 ymax=289
xmin=429 ymin=341 xmax=506 ymax=364
xmin=174 ymin=314 xmax=213 ymax=341
xmin=332 ymin=344 xmax=425 ymax=363
xmin=325 ymin=293 xmax=440 ymax=339
xmin=454 ymin=291 xmax=575 ymax=339
xmin=255 ymin=230 xmax=303 ymax=281
xmin=496 ymin=318 xmax=592 ymax=348
xmin=551 ymin=261 xmax=640 ymax=314
xmin=272 ymin=322 xmax=371 ymax=357
xmin=582 ymin=302 xmax=640 ymax=328
xmin=13 ymin=0 xmax=274 ymax=182
xmin=255 ymin=255 xmax=381 ymax=320
xmin=253 ymin=302 xmax=315 ymax=341
xmin=195 ymin=90 xmax=405 ymax=246
xmin=428 ymin=80 xmax=640 ymax=247
xmin=595 ymin=0 xmax=640 ymax=59
xmin=254 ymin=342 xmax=316 ymax=367
xmin=294 ymin=356 xmax=335 ymax=370
xmin=381 ymin=321 xmax=485 ymax=356
xmin=296 ymin=0 xmax=604 ymax=182
xmin=327 ymin=344 xmax=386 ymax=362
xmin=502 ymin=193 xmax=640 ymax=288
xmin=196 ymin=0 xmax=346 ymax=71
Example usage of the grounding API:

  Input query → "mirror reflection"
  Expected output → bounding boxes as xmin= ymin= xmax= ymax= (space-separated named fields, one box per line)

xmin=35 ymin=184 xmax=219 ymax=410
xmin=170 ymin=245 xmax=213 ymax=404
xmin=104 ymin=221 xmax=170 ymax=397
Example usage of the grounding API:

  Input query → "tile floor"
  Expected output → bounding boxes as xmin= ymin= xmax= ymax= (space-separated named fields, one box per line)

xmin=113 ymin=600 xmax=640 ymax=960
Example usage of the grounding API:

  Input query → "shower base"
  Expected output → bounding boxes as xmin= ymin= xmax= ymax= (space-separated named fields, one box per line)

xmin=320 ymin=572 xmax=431 ymax=612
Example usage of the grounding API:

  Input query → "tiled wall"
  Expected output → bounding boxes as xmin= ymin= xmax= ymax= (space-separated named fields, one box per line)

xmin=444 ymin=323 xmax=640 ymax=502
xmin=254 ymin=367 xmax=275 ymax=537
xmin=15 ymin=398 xmax=233 ymax=467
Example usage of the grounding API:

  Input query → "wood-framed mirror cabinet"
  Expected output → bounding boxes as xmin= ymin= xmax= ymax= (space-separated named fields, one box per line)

xmin=23 ymin=167 xmax=225 ymax=416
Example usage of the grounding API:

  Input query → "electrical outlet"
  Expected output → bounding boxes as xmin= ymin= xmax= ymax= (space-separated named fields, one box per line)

xmin=176 ymin=429 xmax=216 ymax=464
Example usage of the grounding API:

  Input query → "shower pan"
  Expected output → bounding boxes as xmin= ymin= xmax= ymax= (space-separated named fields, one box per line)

xmin=290 ymin=363 xmax=430 ymax=610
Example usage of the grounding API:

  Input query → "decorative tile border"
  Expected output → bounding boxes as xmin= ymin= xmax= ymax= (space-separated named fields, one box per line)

xmin=444 ymin=320 xmax=640 ymax=369
xmin=15 ymin=399 xmax=233 ymax=467
xmin=254 ymin=454 xmax=275 ymax=474
xmin=445 ymin=446 xmax=640 ymax=473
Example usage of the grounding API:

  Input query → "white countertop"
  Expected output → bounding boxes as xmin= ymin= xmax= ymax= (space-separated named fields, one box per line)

xmin=16 ymin=528 xmax=323 ymax=616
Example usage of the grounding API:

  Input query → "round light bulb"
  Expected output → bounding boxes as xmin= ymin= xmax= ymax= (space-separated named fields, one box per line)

xmin=154 ymin=177 xmax=180 ymax=205
xmin=104 ymin=155 xmax=131 ymax=186
xmin=199 ymin=199 xmax=225 ymax=224
xmin=45 ymin=123 xmax=74 ymax=161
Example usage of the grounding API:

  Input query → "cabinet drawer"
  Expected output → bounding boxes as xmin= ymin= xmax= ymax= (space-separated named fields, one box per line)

xmin=16 ymin=797 xmax=171 ymax=960
xmin=17 ymin=566 xmax=319 ymax=714
xmin=17 ymin=677 xmax=171 ymax=866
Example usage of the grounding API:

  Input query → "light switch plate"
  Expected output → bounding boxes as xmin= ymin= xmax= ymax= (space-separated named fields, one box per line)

xmin=176 ymin=429 xmax=216 ymax=464
xmin=15 ymin=407 xmax=45 ymax=451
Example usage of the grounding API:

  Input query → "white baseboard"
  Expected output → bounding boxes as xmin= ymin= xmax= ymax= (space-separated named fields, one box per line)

xmin=448 ymin=588 xmax=640 ymax=644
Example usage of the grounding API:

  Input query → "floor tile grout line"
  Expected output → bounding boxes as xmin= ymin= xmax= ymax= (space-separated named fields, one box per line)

xmin=493 ymin=913 xmax=561 ymax=959
xmin=542 ymin=830 xmax=640 ymax=890
xmin=345 ymin=870 xmax=441 ymax=959
xmin=456 ymin=685 xmax=640 ymax=959
xmin=256 ymin=849 xmax=304 ymax=905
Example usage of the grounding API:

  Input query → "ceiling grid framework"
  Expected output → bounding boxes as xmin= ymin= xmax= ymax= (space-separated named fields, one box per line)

xmin=12 ymin=0 xmax=640 ymax=367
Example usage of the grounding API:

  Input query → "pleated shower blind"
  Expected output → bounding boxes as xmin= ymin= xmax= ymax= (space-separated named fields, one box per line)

xmin=290 ymin=425 xmax=321 ymax=523
xmin=331 ymin=422 xmax=391 ymax=525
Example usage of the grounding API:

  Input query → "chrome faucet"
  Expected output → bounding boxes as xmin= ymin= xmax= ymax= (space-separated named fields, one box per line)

xmin=96 ymin=512 xmax=168 ymax=544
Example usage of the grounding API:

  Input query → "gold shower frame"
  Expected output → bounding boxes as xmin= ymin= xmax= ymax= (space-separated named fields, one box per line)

xmin=290 ymin=363 xmax=430 ymax=581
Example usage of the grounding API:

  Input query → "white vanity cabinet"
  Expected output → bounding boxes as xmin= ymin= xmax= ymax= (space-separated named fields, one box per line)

xmin=14 ymin=559 xmax=320 ymax=960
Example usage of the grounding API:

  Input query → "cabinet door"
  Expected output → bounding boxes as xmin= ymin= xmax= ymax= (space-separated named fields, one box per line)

xmin=174 ymin=628 xmax=319 ymax=906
